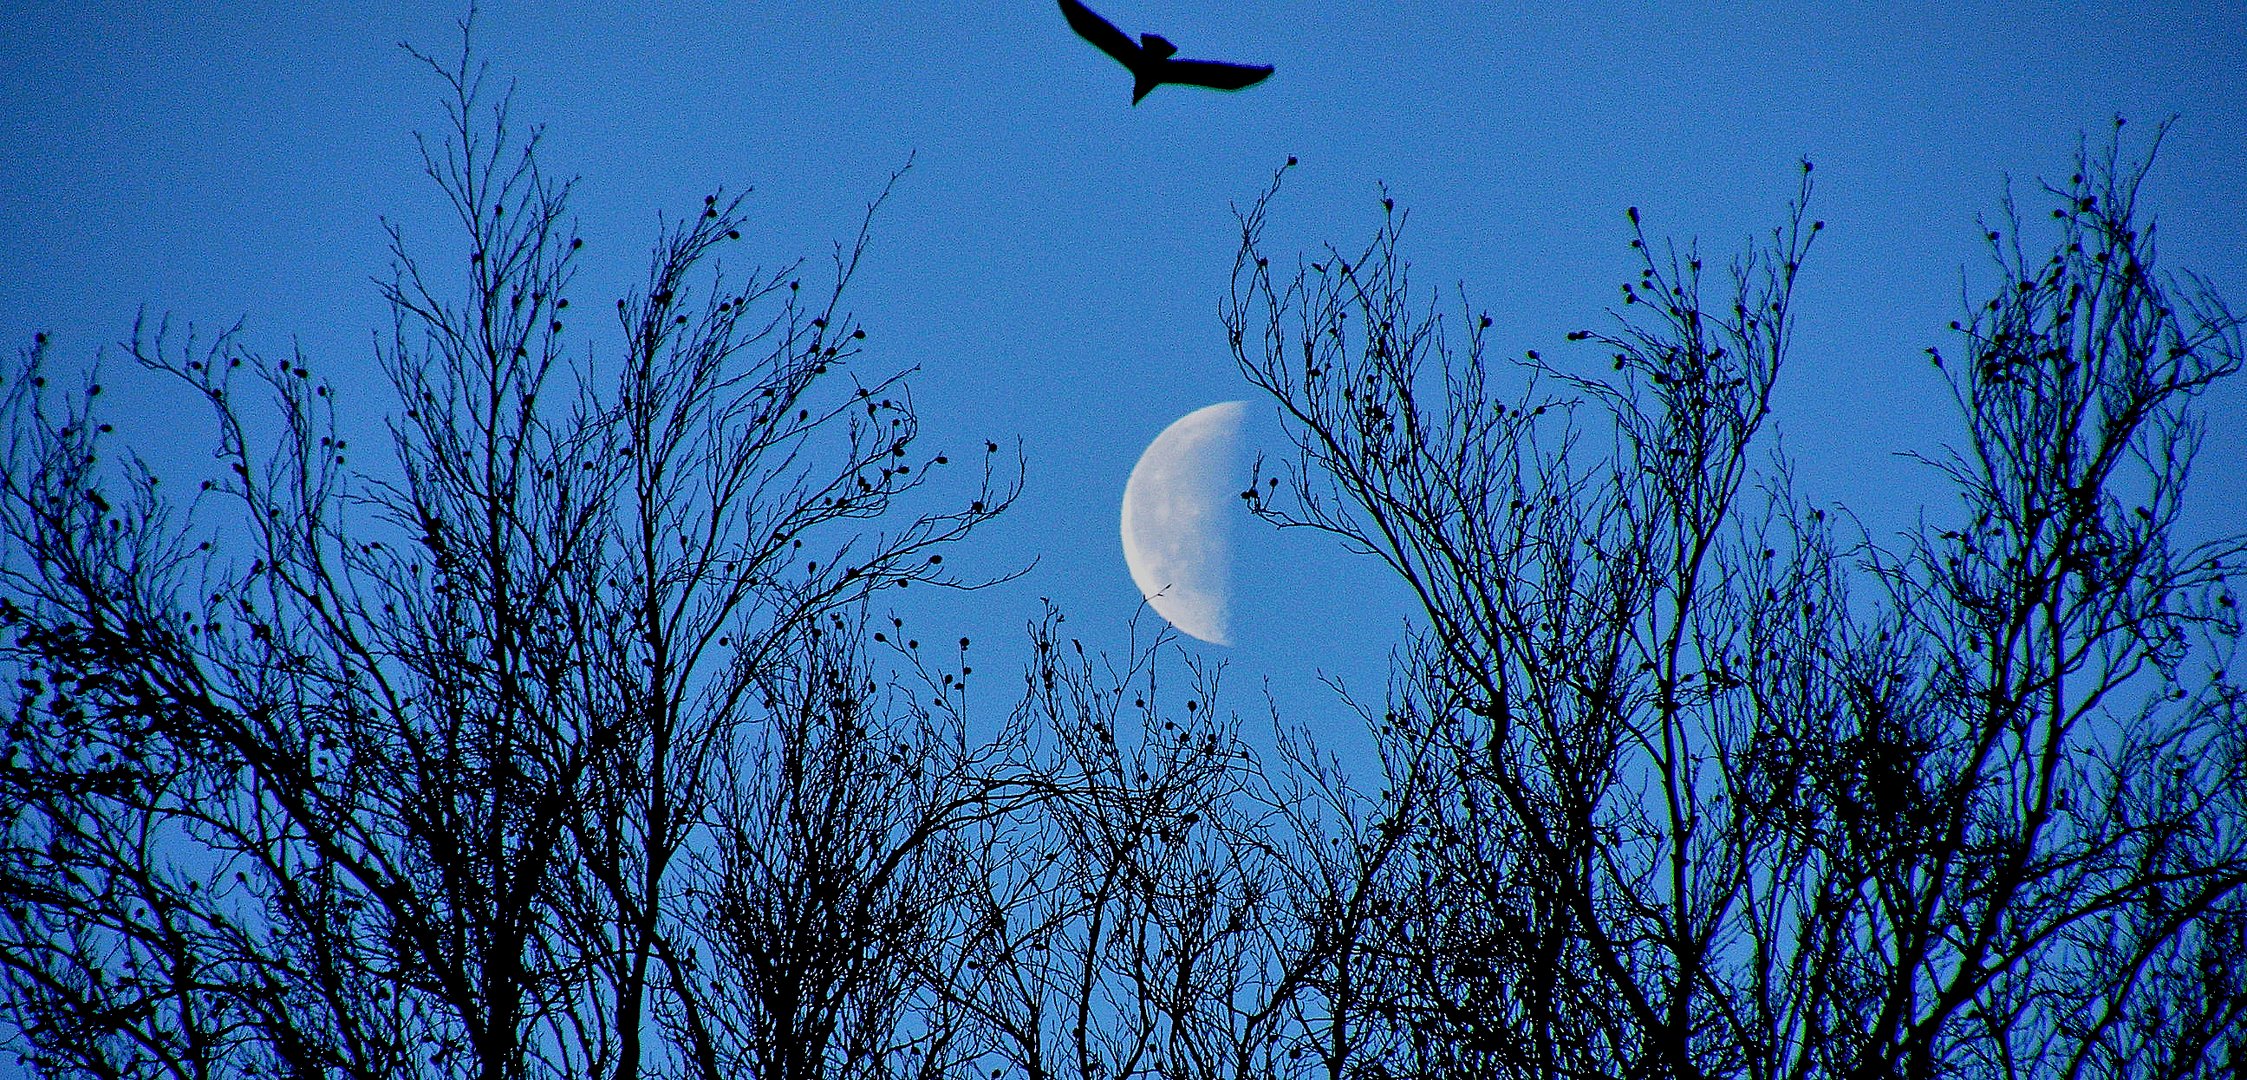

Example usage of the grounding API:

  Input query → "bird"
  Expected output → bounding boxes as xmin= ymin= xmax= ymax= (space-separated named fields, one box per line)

xmin=1058 ymin=0 xmax=1272 ymax=105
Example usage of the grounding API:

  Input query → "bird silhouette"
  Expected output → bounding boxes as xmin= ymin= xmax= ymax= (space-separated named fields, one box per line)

xmin=1058 ymin=0 xmax=1272 ymax=105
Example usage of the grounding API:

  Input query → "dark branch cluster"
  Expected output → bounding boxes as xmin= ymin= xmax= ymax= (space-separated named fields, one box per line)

xmin=1220 ymin=124 xmax=2247 ymax=1078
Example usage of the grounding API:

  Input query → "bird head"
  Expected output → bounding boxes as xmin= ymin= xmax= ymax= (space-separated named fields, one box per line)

xmin=1138 ymin=33 xmax=1177 ymax=59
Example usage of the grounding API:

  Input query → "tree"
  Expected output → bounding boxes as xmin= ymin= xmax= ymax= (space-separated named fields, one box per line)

xmin=1223 ymin=123 xmax=2247 ymax=1077
xmin=937 ymin=610 xmax=1300 ymax=1080
xmin=0 ymin=28 xmax=1016 ymax=1080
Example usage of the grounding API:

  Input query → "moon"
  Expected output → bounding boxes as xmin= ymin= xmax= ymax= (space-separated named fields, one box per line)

xmin=1121 ymin=401 xmax=1247 ymax=645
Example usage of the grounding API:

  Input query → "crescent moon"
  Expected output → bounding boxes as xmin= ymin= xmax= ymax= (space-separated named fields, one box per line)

xmin=1120 ymin=401 xmax=1247 ymax=645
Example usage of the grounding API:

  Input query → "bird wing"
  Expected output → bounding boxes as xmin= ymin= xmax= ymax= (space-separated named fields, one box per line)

xmin=1162 ymin=59 xmax=1274 ymax=91
xmin=1059 ymin=0 xmax=1142 ymax=67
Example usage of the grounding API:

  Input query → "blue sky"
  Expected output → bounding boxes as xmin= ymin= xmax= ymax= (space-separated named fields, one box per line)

xmin=5 ymin=0 xmax=2244 ymax=741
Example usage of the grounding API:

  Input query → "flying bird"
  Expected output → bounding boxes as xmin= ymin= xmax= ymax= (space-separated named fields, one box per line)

xmin=1058 ymin=0 xmax=1273 ymax=105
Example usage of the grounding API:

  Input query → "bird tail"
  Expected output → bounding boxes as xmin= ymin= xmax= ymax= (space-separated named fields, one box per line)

xmin=1132 ymin=74 xmax=1157 ymax=104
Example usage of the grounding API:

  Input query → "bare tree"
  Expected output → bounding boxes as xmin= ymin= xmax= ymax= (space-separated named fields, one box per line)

xmin=0 ymin=25 xmax=1014 ymax=1080
xmin=1224 ymin=124 xmax=2247 ymax=1078
xmin=0 ymin=26 xmax=1297 ymax=1080
xmin=676 ymin=611 xmax=1009 ymax=1080
xmin=934 ymin=610 xmax=1309 ymax=1080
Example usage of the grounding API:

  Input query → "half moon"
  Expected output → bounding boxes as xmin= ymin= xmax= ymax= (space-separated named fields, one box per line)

xmin=1121 ymin=401 xmax=1247 ymax=645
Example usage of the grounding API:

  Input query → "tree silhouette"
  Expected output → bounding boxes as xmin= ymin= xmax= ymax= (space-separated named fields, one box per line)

xmin=1224 ymin=124 xmax=2247 ymax=1077
xmin=0 ymin=28 xmax=1016 ymax=1080
xmin=931 ymin=610 xmax=1305 ymax=1080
